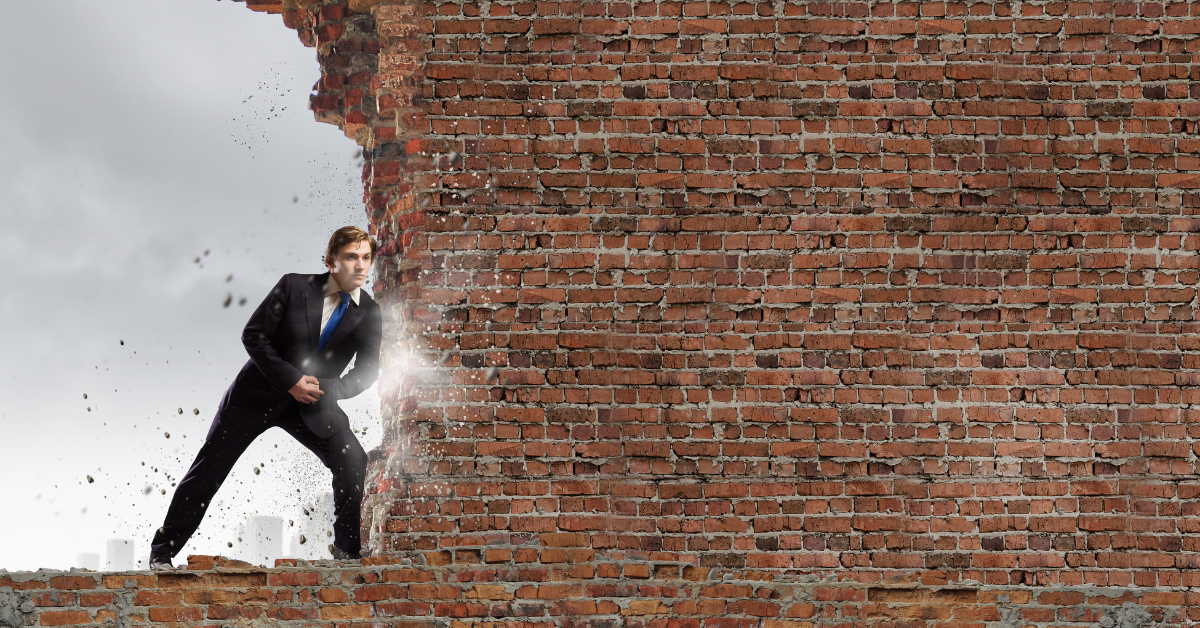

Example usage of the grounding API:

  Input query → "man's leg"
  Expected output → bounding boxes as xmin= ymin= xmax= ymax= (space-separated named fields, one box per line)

xmin=279 ymin=414 xmax=368 ymax=555
xmin=150 ymin=416 xmax=261 ymax=558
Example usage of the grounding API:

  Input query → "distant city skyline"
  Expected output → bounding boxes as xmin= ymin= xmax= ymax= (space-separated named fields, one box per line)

xmin=75 ymin=553 xmax=99 ymax=572
xmin=104 ymin=540 xmax=135 ymax=571
xmin=75 ymin=493 xmax=336 ymax=571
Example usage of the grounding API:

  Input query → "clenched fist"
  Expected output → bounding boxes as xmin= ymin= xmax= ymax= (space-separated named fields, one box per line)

xmin=289 ymin=375 xmax=323 ymax=404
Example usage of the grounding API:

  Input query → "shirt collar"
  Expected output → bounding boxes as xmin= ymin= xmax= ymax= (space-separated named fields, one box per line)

xmin=325 ymin=274 xmax=361 ymax=306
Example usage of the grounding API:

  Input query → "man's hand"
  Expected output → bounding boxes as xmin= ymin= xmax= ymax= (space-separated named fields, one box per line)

xmin=289 ymin=375 xmax=323 ymax=404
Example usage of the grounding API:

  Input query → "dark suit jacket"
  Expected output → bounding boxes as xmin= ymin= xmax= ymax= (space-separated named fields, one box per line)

xmin=218 ymin=272 xmax=383 ymax=438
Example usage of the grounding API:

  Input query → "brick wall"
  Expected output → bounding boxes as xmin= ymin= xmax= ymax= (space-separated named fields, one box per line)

xmin=0 ymin=545 xmax=1191 ymax=627
xmin=398 ymin=0 xmax=1200 ymax=589
xmin=13 ymin=0 xmax=1200 ymax=624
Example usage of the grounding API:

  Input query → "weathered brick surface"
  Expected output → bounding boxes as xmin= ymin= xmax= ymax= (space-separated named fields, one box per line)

xmin=0 ymin=549 xmax=1190 ymax=627
xmin=385 ymin=0 xmax=1200 ymax=590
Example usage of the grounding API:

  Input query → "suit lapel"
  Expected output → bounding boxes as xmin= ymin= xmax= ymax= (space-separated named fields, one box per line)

xmin=305 ymin=273 xmax=328 ymax=351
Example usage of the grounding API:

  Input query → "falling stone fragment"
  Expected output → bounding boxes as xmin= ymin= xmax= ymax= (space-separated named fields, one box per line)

xmin=164 ymin=433 xmax=170 ymax=439
xmin=299 ymin=535 xmax=306 ymax=545
xmin=225 ymin=274 xmax=233 ymax=283
xmin=177 ymin=408 xmax=183 ymax=414
xmin=193 ymin=408 xmax=200 ymax=415
xmin=485 ymin=366 xmax=499 ymax=383
xmin=86 ymin=475 xmax=94 ymax=483
xmin=222 ymin=293 xmax=233 ymax=308
xmin=253 ymin=467 xmax=260 ymax=475
xmin=82 ymin=393 xmax=87 ymax=399
xmin=438 ymin=351 xmax=453 ymax=366
xmin=143 ymin=485 xmax=153 ymax=495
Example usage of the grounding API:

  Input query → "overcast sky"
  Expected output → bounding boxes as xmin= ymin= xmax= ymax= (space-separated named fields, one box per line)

xmin=0 ymin=0 xmax=381 ymax=570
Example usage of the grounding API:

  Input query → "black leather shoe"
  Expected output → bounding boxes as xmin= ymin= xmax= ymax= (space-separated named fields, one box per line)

xmin=328 ymin=544 xmax=362 ymax=560
xmin=149 ymin=553 xmax=173 ymax=571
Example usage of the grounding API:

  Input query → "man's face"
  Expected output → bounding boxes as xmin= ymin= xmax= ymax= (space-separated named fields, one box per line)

xmin=327 ymin=240 xmax=372 ymax=290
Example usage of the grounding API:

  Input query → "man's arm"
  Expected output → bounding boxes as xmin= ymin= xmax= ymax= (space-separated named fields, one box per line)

xmin=318 ymin=304 xmax=383 ymax=401
xmin=242 ymin=274 xmax=306 ymax=393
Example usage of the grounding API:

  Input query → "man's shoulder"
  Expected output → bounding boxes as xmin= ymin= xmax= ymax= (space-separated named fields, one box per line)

xmin=279 ymin=272 xmax=324 ymax=288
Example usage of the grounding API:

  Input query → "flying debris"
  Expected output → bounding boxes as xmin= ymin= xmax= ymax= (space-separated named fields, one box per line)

xmin=164 ymin=433 xmax=171 ymax=439
xmin=485 ymin=366 xmax=499 ymax=383
xmin=86 ymin=475 xmax=94 ymax=483
xmin=223 ymin=293 xmax=233 ymax=308
xmin=120 ymin=340 xmax=124 ymax=345
xmin=438 ymin=351 xmax=453 ymax=366
xmin=293 ymin=195 xmax=299 ymax=203
xmin=83 ymin=393 xmax=87 ymax=399
xmin=143 ymin=485 xmax=153 ymax=495
xmin=253 ymin=467 xmax=260 ymax=475
xmin=178 ymin=408 xmax=184 ymax=414
xmin=239 ymin=297 xmax=247 ymax=306
xmin=225 ymin=274 xmax=233 ymax=283
xmin=299 ymin=535 xmax=307 ymax=545
xmin=193 ymin=408 xmax=200 ymax=415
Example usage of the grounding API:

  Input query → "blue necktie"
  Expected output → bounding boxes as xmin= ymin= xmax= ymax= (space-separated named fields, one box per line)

xmin=318 ymin=291 xmax=351 ymax=353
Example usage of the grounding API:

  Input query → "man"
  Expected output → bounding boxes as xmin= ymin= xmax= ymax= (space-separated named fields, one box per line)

xmin=148 ymin=226 xmax=383 ymax=568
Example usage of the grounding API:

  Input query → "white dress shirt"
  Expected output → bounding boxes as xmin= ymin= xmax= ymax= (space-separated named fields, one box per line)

xmin=320 ymin=275 xmax=361 ymax=336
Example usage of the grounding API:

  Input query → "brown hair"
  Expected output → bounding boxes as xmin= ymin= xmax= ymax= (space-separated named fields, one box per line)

xmin=324 ymin=226 xmax=378 ymax=268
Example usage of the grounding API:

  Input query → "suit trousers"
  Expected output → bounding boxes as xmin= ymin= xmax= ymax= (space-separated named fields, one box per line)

xmin=150 ymin=400 xmax=368 ymax=559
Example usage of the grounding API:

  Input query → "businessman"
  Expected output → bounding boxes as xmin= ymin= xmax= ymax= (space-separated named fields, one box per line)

xmin=148 ymin=226 xmax=383 ymax=568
